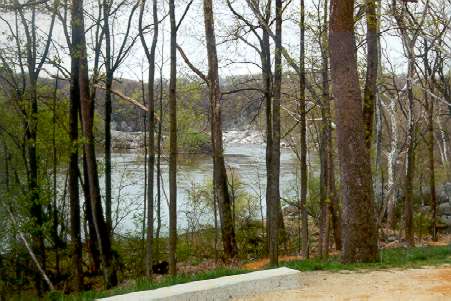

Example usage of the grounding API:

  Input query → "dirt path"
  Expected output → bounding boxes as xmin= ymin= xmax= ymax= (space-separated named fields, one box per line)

xmin=237 ymin=266 xmax=451 ymax=300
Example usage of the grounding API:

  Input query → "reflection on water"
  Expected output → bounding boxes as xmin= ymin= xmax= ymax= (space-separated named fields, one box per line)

xmin=105 ymin=143 xmax=299 ymax=234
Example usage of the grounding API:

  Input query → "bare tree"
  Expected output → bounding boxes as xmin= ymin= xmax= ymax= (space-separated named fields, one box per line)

xmin=168 ymin=0 xmax=177 ymax=276
xmin=203 ymin=0 xmax=238 ymax=259
xmin=391 ymin=0 xmax=429 ymax=245
xmin=103 ymin=0 xmax=139 ymax=238
xmin=73 ymin=0 xmax=117 ymax=287
xmin=298 ymin=0 xmax=309 ymax=259
xmin=139 ymin=0 xmax=159 ymax=277
xmin=69 ymin=0 xmax=83 ymax=289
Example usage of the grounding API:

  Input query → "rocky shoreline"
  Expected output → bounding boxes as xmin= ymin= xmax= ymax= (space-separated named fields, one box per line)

xmin=111 ymin=129 xmax=292 ymax=151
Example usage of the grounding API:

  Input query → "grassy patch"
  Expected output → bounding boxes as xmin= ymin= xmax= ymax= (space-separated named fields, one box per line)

xmin=43 ymin=267 xmax=249 ymax=301
xmin=33 ymin=246 xmax=450 ymax=301
xmin=283 ymin=245 xmax=451 ymax=272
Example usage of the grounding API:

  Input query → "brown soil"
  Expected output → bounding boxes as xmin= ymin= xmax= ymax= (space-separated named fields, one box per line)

xmin=237 ymin=266 xmax=451 ymax=301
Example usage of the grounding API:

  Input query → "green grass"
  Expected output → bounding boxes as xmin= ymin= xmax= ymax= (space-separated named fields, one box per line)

xmin=25 ymin=245 xmax=450 ymax=301
xmin=283 ymin=245 xmax=451 ymax=272
xmin=43 ymin=267 xmax=250 ymax=301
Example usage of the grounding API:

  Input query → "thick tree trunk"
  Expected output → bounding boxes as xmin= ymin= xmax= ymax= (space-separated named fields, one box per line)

xmin=74 ymin=0 xmax=117 ymax=288
xmin=329 ymin=0 xmax=378 ymax=263
xmin=203 ymin=0 xmax=238 ymax=260
xmin=168 ymin=0 xmax=177 ymax=276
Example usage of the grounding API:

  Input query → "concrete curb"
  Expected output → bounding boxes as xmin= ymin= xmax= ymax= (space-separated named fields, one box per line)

xmin=98 ymin=267 xmax=302 ymax=301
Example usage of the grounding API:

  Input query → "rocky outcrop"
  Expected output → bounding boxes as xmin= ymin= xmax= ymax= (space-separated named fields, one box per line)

xmin=223 ymin=129 xmax=264 ymax=145
xmin=437 ymin=182 xmax=451 ymax=229
xmin=111 ymin=129 xmax=294 ymax=150
xmin=111 ymin=130 xmax=145 ymax=150
xmin=222 ymin=129 xmax=292 ymax=147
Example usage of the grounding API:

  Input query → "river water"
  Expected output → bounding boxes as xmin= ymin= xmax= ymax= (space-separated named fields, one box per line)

xmin=107 ymin=143 xmax=299 ymax=234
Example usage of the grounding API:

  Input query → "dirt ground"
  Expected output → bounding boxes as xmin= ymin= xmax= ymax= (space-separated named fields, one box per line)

xmin=237 ymin=266 xmax=451 ymax=301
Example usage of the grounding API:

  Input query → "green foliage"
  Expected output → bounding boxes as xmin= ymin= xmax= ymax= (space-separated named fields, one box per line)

xmin=178 ymin=131 xmax=211 ymax=154
xmin=165 ymin=80 xmax=211 ymax=154
xmin=0 ymin=82 xmax=73 ymax=298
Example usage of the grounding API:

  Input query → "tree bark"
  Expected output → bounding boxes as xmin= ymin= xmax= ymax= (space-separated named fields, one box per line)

xmin=260 ymin=2 xmax=273 ymax=256
xmin=73 ymin=0 xmax=117 ymax=287
xmin=404 ymin=53 xmax=415 ymax=246
xmin=69 ymin=11 xmax=83 ymax=288
xmin=156 ymin=65 xmax=164 ymax=261
xmin=319 ymin=0 xmax=341 ymax=254
xmin=103 ymin=0 xmax=113 ymax=239
xmin=363 ymin=0 xmax=378 ymax=149
xmin=82 ymin=155 xmax=101 ymax=274
xmin=298 ymin=0 xmax=309 ymax=259
xmin=329 ymin=0 xmax=378 ymax=263
xmin=423 ymin=41 xmax=437 ymax=242
xmin=203 ymin=0 xmax=238 ymax=260
xmin=139 ymin=0 xmax=159 ymax=278
xmin=168 ymin=0 xmax=177 ymax=276
xmin=318 ymin=0 xmax=330 ymax=257
xmin=269 ymin=0 xmax=283 ymax=267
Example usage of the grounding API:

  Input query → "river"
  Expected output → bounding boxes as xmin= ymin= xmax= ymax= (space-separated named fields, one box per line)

xmin=106 ymin=143 xmax=300 ymax=234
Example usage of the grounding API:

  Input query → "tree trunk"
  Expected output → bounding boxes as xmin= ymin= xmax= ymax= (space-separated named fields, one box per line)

xmin=328 ymin=144 xmax=342 ymax=250
xmin=68 ymin=21 xmax=83 ymax=288
xmin=82 ymin=155 xmax=100 ymax=274
xmin=142 ymin=78 xmax=147 ymax=241
xmin=299 ymin=0 xmax=309 ymax=259
xmin=269 ymin=0 xmax=283 ymax=267
xmin=103 ymin=0 xmax=113 ymax=238
xmin=424 ymin=42 xmax=437 ymax=242
xmin=318 ymin=1 xmax=329 ymax=257
xmin=383 ymin=93 xmax=399 ymax=228
xmin=156 ymin=68 xmax=164 ymax=261
xmin=318 ymin=0 xmax=341 ymax=254
xmin=168 ymin=0 xmax=177 ymax=276
xmin=74 ymin=0 xmax=117 ymax=287
xmin=203 ymin=0 xmax=238 ymax=260
xmin=363 ymin=0 xmax=378 ymax=149
xmin=329 ymin=0 xmax=378 ymax=263
xmin=52 ymin=75 xmax=60 ymax=278
xmin=403 ymin=39 xmax=417 ymax=246
xmin=28 ymin=75 xmax=46 ymax=295
xmin=429 ymin=90 xmax=437 ymax=242
xmin=139 ymin=0 xmax=159 ymax=278
xmin=260 ymin=8 xmax=273 ymax=255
